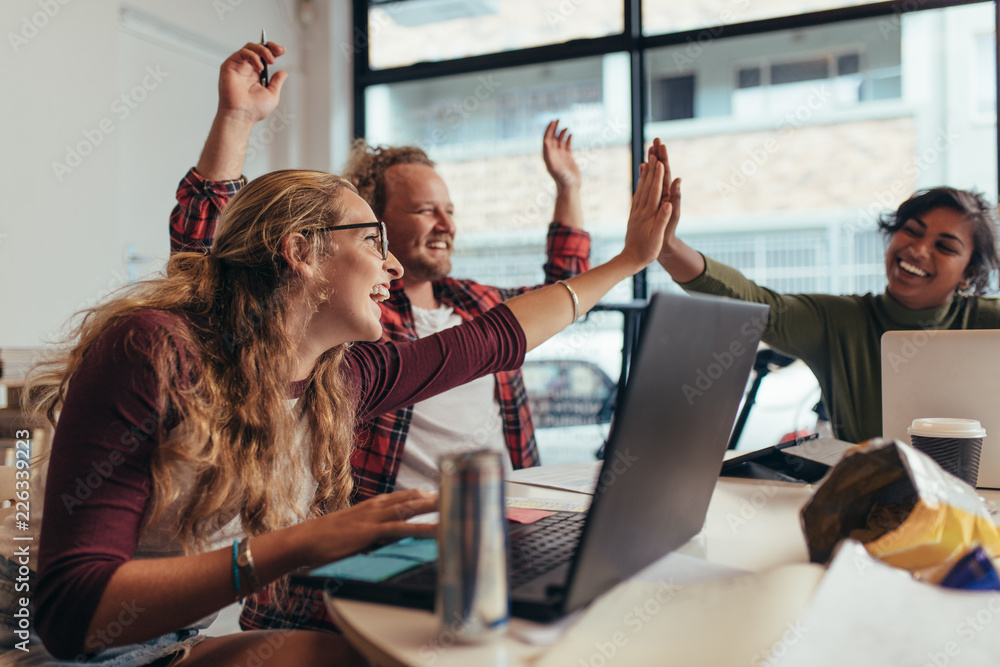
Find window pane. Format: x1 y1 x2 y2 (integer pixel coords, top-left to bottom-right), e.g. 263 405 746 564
365 56 633 463
977 33 997 118
367 0 625 70
738 67 762 89
644 5 997 304
770 58 830 85
644 0 878 36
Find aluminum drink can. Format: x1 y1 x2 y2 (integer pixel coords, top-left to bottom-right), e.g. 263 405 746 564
436 449 509 642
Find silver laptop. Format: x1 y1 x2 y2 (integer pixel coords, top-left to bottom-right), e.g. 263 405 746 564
881 329 1000 489
293 292 769 620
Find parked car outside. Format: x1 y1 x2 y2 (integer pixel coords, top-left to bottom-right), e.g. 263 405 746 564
522 328 823 464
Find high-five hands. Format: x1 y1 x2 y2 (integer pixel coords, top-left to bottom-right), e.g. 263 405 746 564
619 138 675 271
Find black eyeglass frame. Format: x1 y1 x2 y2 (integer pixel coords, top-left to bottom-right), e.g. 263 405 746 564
315 221 388 260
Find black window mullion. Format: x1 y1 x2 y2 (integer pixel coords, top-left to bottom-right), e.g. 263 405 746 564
352 0 369 140
628 0 647 302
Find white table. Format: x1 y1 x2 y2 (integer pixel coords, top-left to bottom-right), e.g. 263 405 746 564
325 472 818 667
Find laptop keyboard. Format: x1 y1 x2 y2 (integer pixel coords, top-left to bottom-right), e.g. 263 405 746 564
394 512 586 590
508 512 586 588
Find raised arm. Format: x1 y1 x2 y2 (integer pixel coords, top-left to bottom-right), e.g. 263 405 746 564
650 138 703 283
170 42 287 253
543 119 583 230
197 41 288 180
508 143 673 349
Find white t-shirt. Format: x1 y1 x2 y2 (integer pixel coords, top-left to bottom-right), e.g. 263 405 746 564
393 304 511 491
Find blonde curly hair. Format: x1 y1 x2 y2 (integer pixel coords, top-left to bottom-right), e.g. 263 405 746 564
30 170 361 551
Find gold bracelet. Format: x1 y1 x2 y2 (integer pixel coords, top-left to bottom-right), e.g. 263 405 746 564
236 537 263 594
556 280 580 323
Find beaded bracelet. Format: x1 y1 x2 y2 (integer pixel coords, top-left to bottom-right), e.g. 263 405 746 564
231 540 241 599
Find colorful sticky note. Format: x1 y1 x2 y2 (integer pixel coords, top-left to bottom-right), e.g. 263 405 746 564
310 554 422 582
373 537 438 563
506 507 557 524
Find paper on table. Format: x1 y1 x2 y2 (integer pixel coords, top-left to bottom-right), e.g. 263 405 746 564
505 496 590 513
775 540 1000 667
534 557 822 666
781 437 855 467
506 461 601 494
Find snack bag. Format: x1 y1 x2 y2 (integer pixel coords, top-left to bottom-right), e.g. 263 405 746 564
800 438 1000 579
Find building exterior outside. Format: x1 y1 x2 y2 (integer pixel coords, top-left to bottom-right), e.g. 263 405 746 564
360 1 997 457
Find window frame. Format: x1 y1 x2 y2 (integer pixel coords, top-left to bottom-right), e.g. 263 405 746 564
352 0 995 301
351 0 998 380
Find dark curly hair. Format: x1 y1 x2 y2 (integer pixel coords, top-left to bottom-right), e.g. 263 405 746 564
878 187 1000 295
341 139 435 219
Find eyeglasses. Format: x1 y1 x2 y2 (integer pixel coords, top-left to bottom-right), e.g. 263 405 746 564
315 221 388 260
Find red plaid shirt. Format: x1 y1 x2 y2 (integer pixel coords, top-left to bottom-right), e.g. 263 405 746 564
170 168 590 631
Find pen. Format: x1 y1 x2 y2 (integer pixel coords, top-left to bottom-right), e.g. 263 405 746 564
260 28 269 87
775 432 820 450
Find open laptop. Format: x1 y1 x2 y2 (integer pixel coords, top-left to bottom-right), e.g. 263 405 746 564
882 330 1000 490
293 292 769 621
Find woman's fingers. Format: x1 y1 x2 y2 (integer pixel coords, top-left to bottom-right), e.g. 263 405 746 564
372 489 438 522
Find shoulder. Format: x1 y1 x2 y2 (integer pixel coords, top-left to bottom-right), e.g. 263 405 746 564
959 294 1000 324
88 310 198 372
102 310 192 345
436 277 505 305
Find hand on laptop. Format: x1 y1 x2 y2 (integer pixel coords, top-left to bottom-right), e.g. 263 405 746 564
305 489 438 566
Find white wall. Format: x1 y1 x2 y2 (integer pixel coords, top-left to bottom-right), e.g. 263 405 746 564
0 0 353 347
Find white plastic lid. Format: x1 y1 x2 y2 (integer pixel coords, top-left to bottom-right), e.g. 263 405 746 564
907 417 987 438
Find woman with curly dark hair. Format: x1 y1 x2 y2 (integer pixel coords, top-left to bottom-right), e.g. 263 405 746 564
652 138 1000 445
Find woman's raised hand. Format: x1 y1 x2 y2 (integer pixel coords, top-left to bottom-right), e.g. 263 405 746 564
618 138 675 273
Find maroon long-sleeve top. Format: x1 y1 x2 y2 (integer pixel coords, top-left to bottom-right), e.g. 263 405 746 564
35 304 525 658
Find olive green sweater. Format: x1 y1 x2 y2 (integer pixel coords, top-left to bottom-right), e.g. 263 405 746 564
680 256 1000 444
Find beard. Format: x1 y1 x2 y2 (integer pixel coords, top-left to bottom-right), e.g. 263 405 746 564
402 252 452 283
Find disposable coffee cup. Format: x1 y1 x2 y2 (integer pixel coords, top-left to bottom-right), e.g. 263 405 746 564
907 418 986 486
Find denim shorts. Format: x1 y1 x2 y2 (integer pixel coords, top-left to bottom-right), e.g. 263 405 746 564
0 556 206 666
